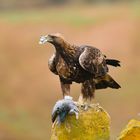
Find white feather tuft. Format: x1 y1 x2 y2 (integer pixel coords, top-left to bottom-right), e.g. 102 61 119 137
64 96 73 100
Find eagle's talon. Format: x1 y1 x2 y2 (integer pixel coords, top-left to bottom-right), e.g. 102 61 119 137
75 112 79 119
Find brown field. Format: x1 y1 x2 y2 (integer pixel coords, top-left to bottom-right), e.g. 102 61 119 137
0 3 140 140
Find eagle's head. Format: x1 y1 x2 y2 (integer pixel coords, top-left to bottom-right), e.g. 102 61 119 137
39 33 75 55
39 33 65 46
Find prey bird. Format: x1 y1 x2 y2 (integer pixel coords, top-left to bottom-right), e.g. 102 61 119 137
39 33 121 107
52 96 79 127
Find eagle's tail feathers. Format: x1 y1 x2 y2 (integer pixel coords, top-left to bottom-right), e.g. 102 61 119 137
106 74 121 89
95 74 121 89
106 59 121 67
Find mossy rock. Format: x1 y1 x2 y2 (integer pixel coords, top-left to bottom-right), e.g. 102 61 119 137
51 104 110 140
118 119 140 140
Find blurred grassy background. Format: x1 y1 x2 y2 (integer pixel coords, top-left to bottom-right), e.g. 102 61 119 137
0 0 140 139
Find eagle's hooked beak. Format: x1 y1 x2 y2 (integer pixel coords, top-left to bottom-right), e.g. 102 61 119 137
39 35 53 45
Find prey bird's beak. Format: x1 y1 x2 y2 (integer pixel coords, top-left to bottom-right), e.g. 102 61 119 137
39 35 48 45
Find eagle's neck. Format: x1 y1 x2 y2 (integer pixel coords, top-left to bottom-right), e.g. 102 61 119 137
53 41 76 60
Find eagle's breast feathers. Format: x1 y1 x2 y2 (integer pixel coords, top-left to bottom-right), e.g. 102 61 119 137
48 53 77 80
48 53 58 75
56 56 72 79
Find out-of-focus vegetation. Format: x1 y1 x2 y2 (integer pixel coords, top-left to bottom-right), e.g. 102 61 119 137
0 1 140 140
0 0 139 9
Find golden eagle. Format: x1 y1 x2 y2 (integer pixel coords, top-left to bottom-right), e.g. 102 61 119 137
39 33 121 105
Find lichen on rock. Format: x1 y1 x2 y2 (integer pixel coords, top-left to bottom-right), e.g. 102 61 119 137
117 119 140 140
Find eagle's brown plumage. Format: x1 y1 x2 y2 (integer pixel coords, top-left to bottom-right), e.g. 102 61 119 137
40 33 121 102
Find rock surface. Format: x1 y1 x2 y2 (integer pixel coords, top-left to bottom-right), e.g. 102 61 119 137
51 104 110 140
118 119 140 140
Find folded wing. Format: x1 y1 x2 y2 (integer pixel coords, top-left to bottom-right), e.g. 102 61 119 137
79 46 108 77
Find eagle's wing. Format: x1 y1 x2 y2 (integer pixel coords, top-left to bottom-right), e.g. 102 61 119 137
79 46 107 76
48 53 58 75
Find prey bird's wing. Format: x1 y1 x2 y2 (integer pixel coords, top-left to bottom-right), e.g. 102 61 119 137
52 100 62 123
52 109 58 123
79 46 106 75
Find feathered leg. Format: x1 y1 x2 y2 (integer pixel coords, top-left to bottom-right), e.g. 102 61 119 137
60 81 70 97
78 79 95 109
